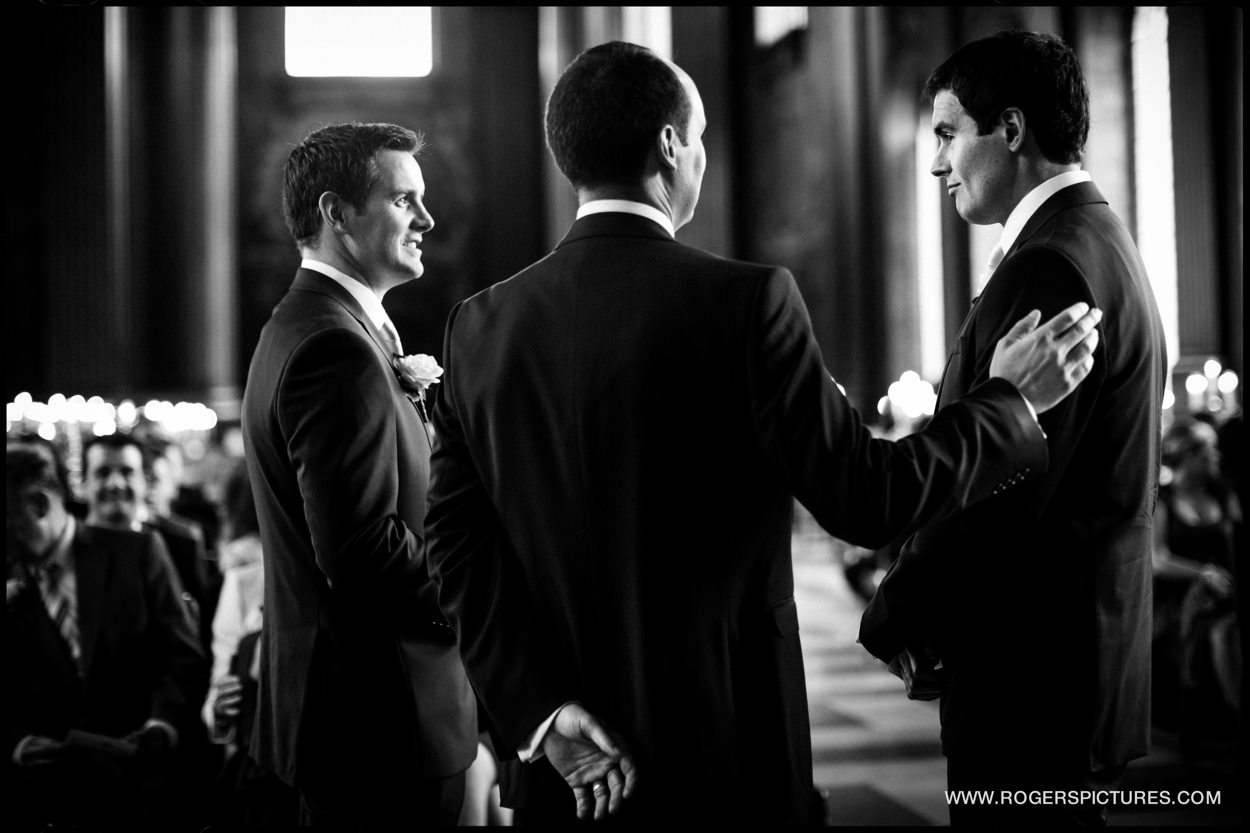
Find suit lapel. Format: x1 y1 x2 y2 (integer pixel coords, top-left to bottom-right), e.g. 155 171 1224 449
290 269 396 363
291 269 432 447
1005 181 1107 260
73 524 112 677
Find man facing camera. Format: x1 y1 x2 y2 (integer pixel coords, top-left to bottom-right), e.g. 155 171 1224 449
860 31 1167 826
5 439 206 825
426 40 1102 825
241 122 477 826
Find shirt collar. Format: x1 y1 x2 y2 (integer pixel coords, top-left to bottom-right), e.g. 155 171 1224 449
576 200 675 238
300 258 392 332
998 170 1091 255
46 514 76 571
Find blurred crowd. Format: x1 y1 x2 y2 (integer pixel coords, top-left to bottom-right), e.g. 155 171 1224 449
5 404 1244 827
6 418 514 829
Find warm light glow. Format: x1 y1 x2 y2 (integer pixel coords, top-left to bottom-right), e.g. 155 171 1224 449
1184 373 1208 396
117 400 139 427
1162 388 1175 410
1132 8 1180 378
285 7 433 77
1218 371 1239 395
915 112 946 383
37 423 57 441
1203 359 1222 378
93 420 118 437
15 392 32 407
754 7 808 48
622 7 672 61
887 371 937 420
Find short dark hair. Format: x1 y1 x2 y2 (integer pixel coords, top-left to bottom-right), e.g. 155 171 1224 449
7 439 70 499
82 431 148 475
923 30 1088 164
282 122 424 248
545 41 692 188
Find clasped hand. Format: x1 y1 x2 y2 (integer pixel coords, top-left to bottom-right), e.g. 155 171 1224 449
541 702 640 821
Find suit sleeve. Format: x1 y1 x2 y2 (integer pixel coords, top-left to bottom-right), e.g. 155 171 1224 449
141 530 210 736
747 267 1048 550
426 302 570 758
970 246 1103 486
858 247 1101 661
277 327 431 604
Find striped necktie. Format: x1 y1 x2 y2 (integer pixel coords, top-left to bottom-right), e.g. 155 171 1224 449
380 319 404 357
981 245 1005 286
38 560 82 670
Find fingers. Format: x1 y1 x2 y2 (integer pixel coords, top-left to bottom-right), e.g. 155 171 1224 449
593 778 610 821
620 753 639 799
1033 301 1091 339
573 784 593 821
606 767 625 815
1001 308 1042 344
1033 301 1100 349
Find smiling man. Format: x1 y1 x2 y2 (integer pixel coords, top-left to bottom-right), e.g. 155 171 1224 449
860 31 1167 826
240 122 477 826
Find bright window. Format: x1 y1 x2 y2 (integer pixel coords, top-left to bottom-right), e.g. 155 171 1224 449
1131 6 1179 375
285 7 433 77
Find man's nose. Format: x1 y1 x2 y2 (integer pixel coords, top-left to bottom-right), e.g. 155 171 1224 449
412 203 434 233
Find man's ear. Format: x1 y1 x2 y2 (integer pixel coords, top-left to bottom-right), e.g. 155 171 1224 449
318 191 350 232
1001 107 1026 152
655 124 680 173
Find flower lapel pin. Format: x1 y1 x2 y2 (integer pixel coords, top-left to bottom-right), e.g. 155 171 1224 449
392 353 443 421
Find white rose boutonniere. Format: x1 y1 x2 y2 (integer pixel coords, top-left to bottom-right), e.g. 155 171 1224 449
392 354 442 424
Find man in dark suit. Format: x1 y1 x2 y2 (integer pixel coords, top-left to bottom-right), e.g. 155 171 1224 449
860 31 1167 825
241 122 478 826
82 433 213 649
5 439 206 826
425 41 1103 825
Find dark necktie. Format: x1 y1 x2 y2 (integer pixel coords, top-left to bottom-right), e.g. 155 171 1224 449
38 560 81 671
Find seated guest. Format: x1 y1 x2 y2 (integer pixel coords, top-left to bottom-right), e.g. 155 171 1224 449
1152 418 1241 741
5 439 206 825
202 461 297 826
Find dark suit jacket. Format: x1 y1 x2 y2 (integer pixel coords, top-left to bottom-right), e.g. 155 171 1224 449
241 269 477 791
145 514 214 658
860 181 1167 773
3 522 206 758
426 213 1048 824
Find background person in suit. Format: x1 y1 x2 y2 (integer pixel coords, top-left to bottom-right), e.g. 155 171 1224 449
425 40 1102 826
860 30 1168 826
5 438 207 826
240 122 478 826
83 432 214 652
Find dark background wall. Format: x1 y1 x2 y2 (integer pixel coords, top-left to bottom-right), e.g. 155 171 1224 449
6 5 1243 421
235 6 546 372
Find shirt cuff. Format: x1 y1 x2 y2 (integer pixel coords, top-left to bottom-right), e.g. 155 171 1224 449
1014 387 1045 438
517 701 579 763
145 719 179 750
12 735 36 765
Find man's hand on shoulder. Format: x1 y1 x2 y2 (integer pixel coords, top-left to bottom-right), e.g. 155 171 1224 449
990 301 1102 414
541 702 640 821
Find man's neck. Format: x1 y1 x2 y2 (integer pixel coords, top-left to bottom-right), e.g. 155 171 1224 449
300 247 388 301
578 184 676 228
